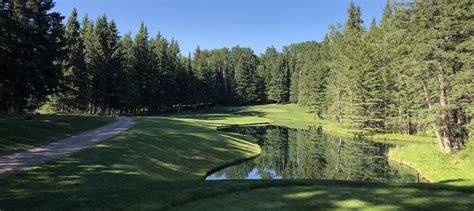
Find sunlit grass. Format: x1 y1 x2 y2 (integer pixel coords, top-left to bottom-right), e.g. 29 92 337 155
0 104 472 209
389 141 474 186
170 181 473 210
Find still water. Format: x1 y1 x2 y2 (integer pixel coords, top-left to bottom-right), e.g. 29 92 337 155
206 125 423 183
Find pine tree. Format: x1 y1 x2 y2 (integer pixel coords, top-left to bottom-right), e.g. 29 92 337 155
407 0 472 152
359 18 385 129
192 47 211 105
150 33 169 112
286 42 319 104
59 8 87 112
326 25 347 124
0 0 64 112
262 46 289 103
80 15 96 113
166 38 181 109
208 48 232 105
231 46 260 104
105 20 124 114
132 23 152 114
118 32 135 114
343 1 367 128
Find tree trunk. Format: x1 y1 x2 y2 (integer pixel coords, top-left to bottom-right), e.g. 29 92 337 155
420 76 445 150
336 87 343 124
437 64 451 153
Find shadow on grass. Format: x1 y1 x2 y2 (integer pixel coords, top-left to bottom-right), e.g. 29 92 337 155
168 107 266 120
0 117 261 209
0 115 113 156
436 179 469 184
167 180 474 210
0 116 472 210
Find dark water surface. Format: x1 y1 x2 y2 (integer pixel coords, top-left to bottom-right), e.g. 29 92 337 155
206 125 423 183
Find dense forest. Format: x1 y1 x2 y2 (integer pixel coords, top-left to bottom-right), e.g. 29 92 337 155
0 0 472 153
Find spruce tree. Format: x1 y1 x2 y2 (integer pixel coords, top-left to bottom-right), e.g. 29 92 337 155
262 47 289 103
80 15 96 113
60 8 87 112
118 32 135 114
408 0 472 152
132 23 152 113
192 47 211 105
231 46 260 104
0 0 64 112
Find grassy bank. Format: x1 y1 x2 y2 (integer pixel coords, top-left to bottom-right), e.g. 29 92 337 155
389 142 474 186
0 104 472 209
0 114 114 156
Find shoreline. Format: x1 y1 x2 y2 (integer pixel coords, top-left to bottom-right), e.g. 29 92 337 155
388 157 431 183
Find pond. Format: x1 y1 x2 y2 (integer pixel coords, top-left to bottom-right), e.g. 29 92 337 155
205 125 424 183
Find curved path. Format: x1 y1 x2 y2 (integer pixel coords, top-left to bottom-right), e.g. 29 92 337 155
0 117 136 175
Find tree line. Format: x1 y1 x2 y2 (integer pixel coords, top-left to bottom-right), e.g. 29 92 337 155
0 0 472 152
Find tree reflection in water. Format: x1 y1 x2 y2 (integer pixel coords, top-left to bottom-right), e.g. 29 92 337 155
206 125 422 183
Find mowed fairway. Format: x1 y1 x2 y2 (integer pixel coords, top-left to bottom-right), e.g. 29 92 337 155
0 105 473 210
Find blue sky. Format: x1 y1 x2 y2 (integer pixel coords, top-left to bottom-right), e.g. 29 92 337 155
54 0 386 55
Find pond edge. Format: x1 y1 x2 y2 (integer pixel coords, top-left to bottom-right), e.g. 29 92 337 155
203 153 262 180
389 158 431 183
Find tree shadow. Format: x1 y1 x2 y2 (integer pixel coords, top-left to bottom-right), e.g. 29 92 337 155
168 107 266 121
168 180 474 210
436 179 468 184
0 117 261 209
0 116 472 210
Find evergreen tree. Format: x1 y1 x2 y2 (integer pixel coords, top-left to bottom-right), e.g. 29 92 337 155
3 3 471 153
262 47 289 103
80 15 96 113
118 32 135 113
231 46 261 104
208 48 232 105
192 47 211 105
59 8 87 112
150 33 170 112
0 0 64 112
343 1 367 128
407 0 472 152
105 20 124 114
132 23 152 114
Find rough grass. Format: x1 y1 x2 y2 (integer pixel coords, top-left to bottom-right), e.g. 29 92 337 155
0 114 114 156
389 141 474 186
0 104 472 209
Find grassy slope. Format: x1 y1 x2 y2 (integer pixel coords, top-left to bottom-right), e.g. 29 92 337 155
0 104 472 209
0 114 114 156
0 116 262 209
389 142 474 186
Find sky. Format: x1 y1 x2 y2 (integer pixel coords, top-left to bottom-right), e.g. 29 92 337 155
53 0 386 55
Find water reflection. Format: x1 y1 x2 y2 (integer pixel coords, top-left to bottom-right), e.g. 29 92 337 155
206 125 422 183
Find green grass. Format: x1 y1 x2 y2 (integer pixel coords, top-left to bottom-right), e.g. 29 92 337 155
212 104 435 143
0 115 262 209
171 181 474 210
0 104 472 209
0 114 114 156
389 141 474 186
